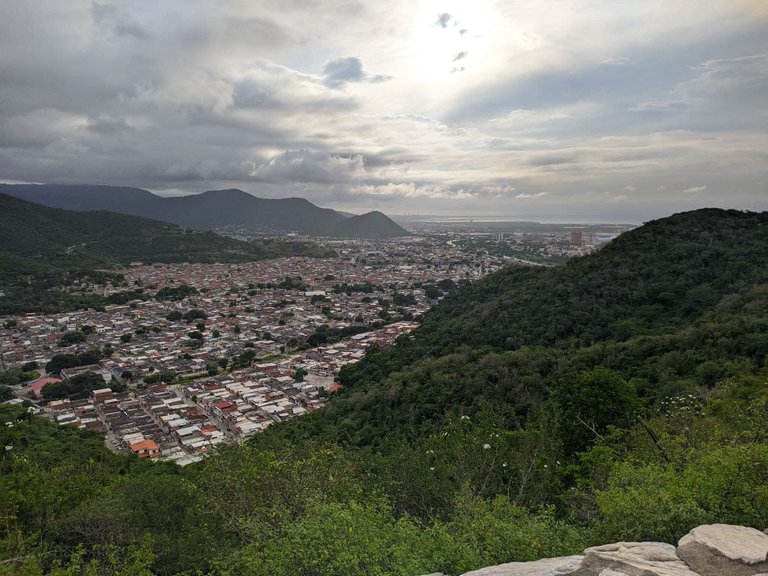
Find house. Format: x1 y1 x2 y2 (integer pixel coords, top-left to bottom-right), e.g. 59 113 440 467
92 388 114 403
129 439 161 459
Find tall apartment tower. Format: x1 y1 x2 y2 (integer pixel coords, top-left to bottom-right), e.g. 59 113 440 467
570 231 583 246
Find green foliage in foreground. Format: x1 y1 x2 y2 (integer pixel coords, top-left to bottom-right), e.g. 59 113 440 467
2 364 767 576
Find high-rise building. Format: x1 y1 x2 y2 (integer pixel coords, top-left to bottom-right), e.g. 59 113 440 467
570 231 583 246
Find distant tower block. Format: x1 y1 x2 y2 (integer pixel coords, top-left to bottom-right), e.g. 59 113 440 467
570 231 583 246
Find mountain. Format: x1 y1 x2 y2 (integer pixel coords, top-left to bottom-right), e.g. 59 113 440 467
0 193 334 314
329 210 411 239
0 184 409 238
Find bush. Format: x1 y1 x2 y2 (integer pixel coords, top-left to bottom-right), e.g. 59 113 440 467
596 444 768 542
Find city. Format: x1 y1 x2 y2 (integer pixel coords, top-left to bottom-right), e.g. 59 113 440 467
1 228 612 464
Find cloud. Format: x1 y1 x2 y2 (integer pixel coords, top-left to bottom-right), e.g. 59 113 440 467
91 2 151 39
630 54 768 128
0 2 766 219
250 150 366 183
435 13 452 28
629 101 688 113
680 185 708 194
87 115 134 135
601 57 630 66
322 57 391 88
233 61 357 112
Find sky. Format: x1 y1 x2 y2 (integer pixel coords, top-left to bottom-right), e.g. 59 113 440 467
1 1 767 222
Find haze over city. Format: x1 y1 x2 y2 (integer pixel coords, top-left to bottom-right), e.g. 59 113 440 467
1 0 767 221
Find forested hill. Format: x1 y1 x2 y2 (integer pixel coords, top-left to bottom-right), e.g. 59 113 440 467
0 193 334 314
0 193 333 265
288 208 768 444
424 209 766 346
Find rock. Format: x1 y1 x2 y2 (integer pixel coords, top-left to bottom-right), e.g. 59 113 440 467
582 542 699 576
677 524 768 576
460 555 587 576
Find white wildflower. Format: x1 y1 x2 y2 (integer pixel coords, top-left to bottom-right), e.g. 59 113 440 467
483 443 491 450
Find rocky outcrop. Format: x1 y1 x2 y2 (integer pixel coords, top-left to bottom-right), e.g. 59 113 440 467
676 524 768 576
430 524 768 576
580 542 698 576
460 555 586 576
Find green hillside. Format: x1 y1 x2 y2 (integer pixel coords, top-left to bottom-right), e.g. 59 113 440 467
0 193 334 314
297 208 768 444
2 208 768 575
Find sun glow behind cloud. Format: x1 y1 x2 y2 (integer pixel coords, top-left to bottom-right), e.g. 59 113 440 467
409 0 500 81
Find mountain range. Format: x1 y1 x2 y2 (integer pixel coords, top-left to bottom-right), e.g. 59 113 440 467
0 184 409 239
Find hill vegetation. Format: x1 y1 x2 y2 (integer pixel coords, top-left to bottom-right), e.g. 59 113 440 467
1 208 768 575
0 193 334 314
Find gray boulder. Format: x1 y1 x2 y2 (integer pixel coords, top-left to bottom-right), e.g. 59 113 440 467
460 555 587 576
581 541 699 576
677 524 768 576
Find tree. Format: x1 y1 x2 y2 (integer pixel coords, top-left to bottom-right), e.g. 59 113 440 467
0 385 14 402
556 367 638 454
294 368 308 382
183 309 207 322
45 354 81 375
424 285 442 300
42 371 107 401
58 331 86 347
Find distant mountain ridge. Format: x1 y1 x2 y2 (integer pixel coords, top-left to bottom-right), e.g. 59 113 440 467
332 211 410 239
0 184 409 239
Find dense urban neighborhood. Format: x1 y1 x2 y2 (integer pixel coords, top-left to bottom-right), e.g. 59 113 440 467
1 230 609 463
